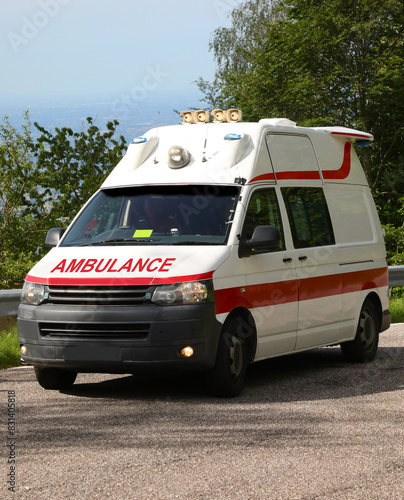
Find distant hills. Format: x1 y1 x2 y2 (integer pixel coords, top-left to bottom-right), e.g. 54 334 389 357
0 88 204 144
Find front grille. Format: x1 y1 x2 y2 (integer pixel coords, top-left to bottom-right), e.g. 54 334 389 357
46 285 155 306
39 322 150 340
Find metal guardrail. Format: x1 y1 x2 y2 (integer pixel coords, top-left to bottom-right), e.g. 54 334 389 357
388 265 404 288
0 289 22 318
0 266 404 319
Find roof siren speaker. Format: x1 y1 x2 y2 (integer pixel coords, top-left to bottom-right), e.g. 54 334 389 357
212 109 226 122
226 109 242 122
180 110 194 124
192 110 210 123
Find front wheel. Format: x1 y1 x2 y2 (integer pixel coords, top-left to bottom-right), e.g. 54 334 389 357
204 317 248 397
34 367 77 390
341 298 379 362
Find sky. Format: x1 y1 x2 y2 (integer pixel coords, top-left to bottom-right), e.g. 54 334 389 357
0 0 243 111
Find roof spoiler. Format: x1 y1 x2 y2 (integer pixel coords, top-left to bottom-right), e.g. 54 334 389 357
316 126 373 146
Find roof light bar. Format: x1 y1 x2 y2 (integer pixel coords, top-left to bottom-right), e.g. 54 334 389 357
179 109 243 124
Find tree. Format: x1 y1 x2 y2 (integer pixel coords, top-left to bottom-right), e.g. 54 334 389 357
0 112 48 286
198 0 404 224
35 117 127 224
196 0 281 108
0 114 127 286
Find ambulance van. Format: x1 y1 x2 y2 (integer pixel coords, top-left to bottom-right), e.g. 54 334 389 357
17 110 391 397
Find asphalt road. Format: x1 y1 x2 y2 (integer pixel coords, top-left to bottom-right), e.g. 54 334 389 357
2 324 404 499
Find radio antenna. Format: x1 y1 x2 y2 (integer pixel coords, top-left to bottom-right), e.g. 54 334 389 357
154 111 160 164
202 117 209 163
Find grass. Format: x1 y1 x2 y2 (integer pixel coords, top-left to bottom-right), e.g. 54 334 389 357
1 297 403 369
389 296 404 323
0 326 21 369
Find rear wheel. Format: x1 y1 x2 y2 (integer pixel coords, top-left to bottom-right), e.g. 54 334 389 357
341 298 379 362
34 367 77 390
205 317 248 397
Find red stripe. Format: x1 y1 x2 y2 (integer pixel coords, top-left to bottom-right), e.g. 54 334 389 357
153 272 213 284
322 142 351 180
248 280 298 308
249 170 320 183
215 280 299 315
277 170 321 180
249 141 351 183
214 287 250 314
342 268 388 293
299 273 341 301
26 267 388 311
299 267 387 301
25 271 214 286
25 275 48 285
330 131 371 139
248 173 275 183
215 267 388 315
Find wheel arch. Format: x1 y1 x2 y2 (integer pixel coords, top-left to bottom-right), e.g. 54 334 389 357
362 291 383 332
221 307 257 364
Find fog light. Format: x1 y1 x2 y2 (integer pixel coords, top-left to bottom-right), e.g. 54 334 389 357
180 346 194 358
20 345 27 356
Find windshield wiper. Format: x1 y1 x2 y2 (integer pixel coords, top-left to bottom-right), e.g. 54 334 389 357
79 238 155 246
169 241 221 246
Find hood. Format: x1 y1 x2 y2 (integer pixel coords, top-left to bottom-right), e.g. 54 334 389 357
25 245 232 286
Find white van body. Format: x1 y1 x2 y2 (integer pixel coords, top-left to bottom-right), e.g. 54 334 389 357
18 116 391 396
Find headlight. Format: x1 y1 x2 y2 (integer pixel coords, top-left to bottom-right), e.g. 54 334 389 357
21 282 46 305
152 281 210 306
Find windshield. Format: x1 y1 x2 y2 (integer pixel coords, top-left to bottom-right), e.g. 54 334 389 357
60 185 240 247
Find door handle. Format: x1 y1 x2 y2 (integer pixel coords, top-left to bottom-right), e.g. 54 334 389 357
283 257 293 263
299 256 308 261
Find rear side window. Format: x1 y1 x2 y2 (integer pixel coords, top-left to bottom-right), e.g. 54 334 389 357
282 187 335 248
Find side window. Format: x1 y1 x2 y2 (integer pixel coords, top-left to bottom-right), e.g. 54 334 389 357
242 189 285 252
282 187 335 248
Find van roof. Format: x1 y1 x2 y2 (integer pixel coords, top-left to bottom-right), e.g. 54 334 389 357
102 119 372 189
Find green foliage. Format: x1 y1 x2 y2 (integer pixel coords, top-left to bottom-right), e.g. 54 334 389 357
35 117 127 223
199 0 404 244
197 0 282 110
0 251 39 287
383 224 404 265
389 295 404 323
0 327 20 369
0 113 127 286
0 112 51 286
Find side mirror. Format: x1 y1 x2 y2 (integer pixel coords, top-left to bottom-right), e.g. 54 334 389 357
238 225 280 258
45 228 65 248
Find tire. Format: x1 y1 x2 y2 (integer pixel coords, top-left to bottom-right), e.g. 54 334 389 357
341 298 379 362
34 367 77 390
205 317 248 397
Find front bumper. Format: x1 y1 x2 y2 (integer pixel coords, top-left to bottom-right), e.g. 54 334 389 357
17 302 221 372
